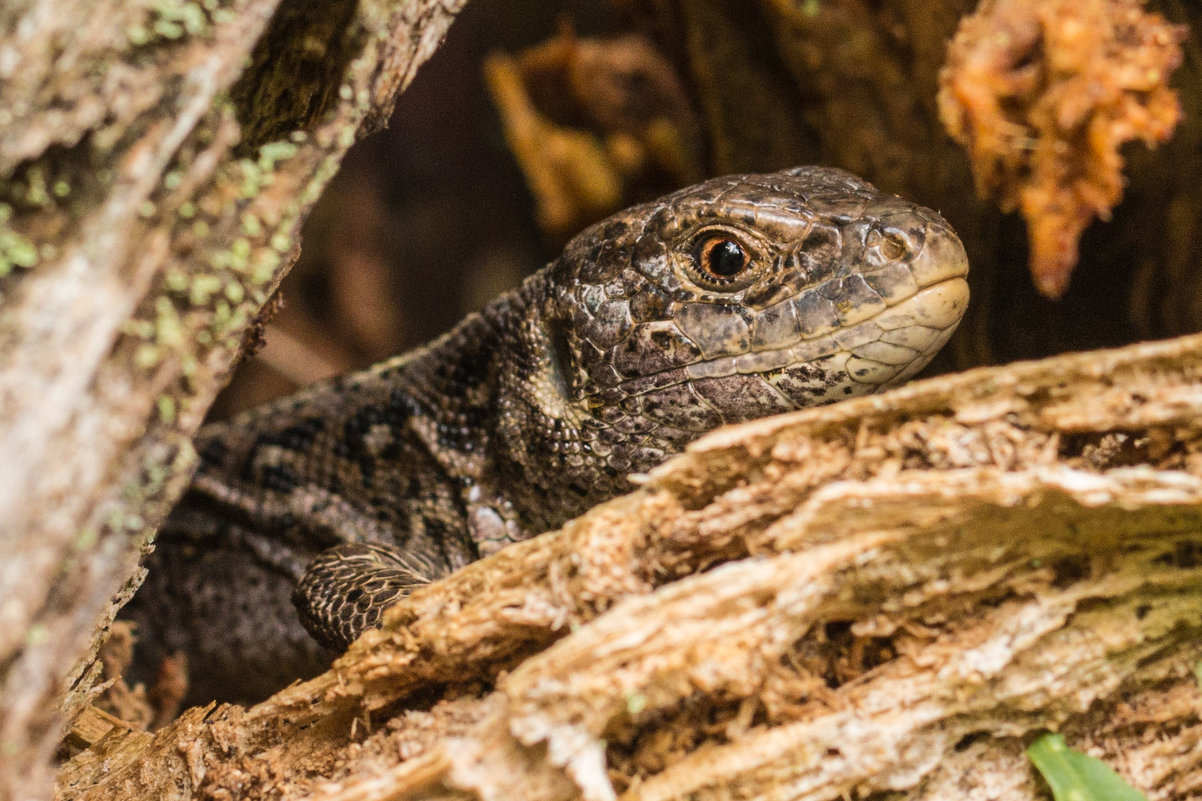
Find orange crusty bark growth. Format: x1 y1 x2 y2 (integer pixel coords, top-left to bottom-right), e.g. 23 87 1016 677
938 0 1185 298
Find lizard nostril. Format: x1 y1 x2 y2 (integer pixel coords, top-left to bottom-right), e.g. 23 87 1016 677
869 224 917 262
880 232 908 261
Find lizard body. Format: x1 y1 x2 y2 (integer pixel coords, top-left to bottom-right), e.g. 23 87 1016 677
124 167 968 701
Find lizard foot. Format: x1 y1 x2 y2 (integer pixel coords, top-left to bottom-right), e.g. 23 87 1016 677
292 542 435 650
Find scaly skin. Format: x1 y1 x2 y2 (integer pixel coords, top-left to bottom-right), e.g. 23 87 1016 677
123 167 969 701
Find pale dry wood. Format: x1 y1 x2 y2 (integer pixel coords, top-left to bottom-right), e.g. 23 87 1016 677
59 332 1202 801
0 2 468 799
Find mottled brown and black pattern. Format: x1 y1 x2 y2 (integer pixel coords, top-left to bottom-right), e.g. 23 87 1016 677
123 167 969 701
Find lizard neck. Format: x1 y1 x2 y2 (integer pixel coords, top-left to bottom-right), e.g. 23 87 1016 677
486 274 672 534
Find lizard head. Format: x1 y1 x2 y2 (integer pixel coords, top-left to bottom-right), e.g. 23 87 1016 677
541 166 969 444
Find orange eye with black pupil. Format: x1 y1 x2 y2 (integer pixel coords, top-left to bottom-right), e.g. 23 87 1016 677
696 237 747 279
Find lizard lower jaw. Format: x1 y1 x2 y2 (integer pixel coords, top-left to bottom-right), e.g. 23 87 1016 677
844 275 969 388
682 275 969 387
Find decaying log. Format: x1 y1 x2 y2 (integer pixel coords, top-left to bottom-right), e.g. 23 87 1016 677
0 3 467 799
59 332 1202 800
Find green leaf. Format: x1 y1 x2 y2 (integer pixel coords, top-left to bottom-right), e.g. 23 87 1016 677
1027 733 1148 801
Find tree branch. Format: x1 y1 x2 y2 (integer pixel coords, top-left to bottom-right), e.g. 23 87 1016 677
0 2 467 799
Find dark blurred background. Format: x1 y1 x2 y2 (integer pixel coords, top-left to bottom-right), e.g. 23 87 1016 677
215 2 607 414
214 0 1202 418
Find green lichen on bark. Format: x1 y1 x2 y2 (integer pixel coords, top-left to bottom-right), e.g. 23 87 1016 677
0 204 38 277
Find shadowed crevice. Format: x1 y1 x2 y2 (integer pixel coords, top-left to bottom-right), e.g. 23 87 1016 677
230 0 364 152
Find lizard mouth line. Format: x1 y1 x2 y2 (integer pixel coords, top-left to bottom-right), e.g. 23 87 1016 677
603 276 970 399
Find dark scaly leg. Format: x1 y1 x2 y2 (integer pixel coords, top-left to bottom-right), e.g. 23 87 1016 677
292 542 444 650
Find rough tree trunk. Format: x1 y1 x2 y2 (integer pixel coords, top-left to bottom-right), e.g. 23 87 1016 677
0 2 467 799
57 333 1202 800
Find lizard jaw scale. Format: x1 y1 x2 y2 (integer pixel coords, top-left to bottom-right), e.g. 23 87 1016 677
679 276 969 386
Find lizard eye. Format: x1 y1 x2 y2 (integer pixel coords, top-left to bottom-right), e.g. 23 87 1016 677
690 233 756 288
698 237 747 278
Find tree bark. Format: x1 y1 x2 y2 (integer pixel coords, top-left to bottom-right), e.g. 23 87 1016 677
0 2 467 799
58 332 1202 800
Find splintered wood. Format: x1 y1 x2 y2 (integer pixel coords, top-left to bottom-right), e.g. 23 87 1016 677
60 334 1202 801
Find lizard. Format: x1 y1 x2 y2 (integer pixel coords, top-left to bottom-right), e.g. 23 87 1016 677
122 166 969 702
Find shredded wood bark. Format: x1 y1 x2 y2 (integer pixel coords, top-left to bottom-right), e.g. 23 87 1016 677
59 332 1202 801
938 0 1185 298
484 29 703 244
